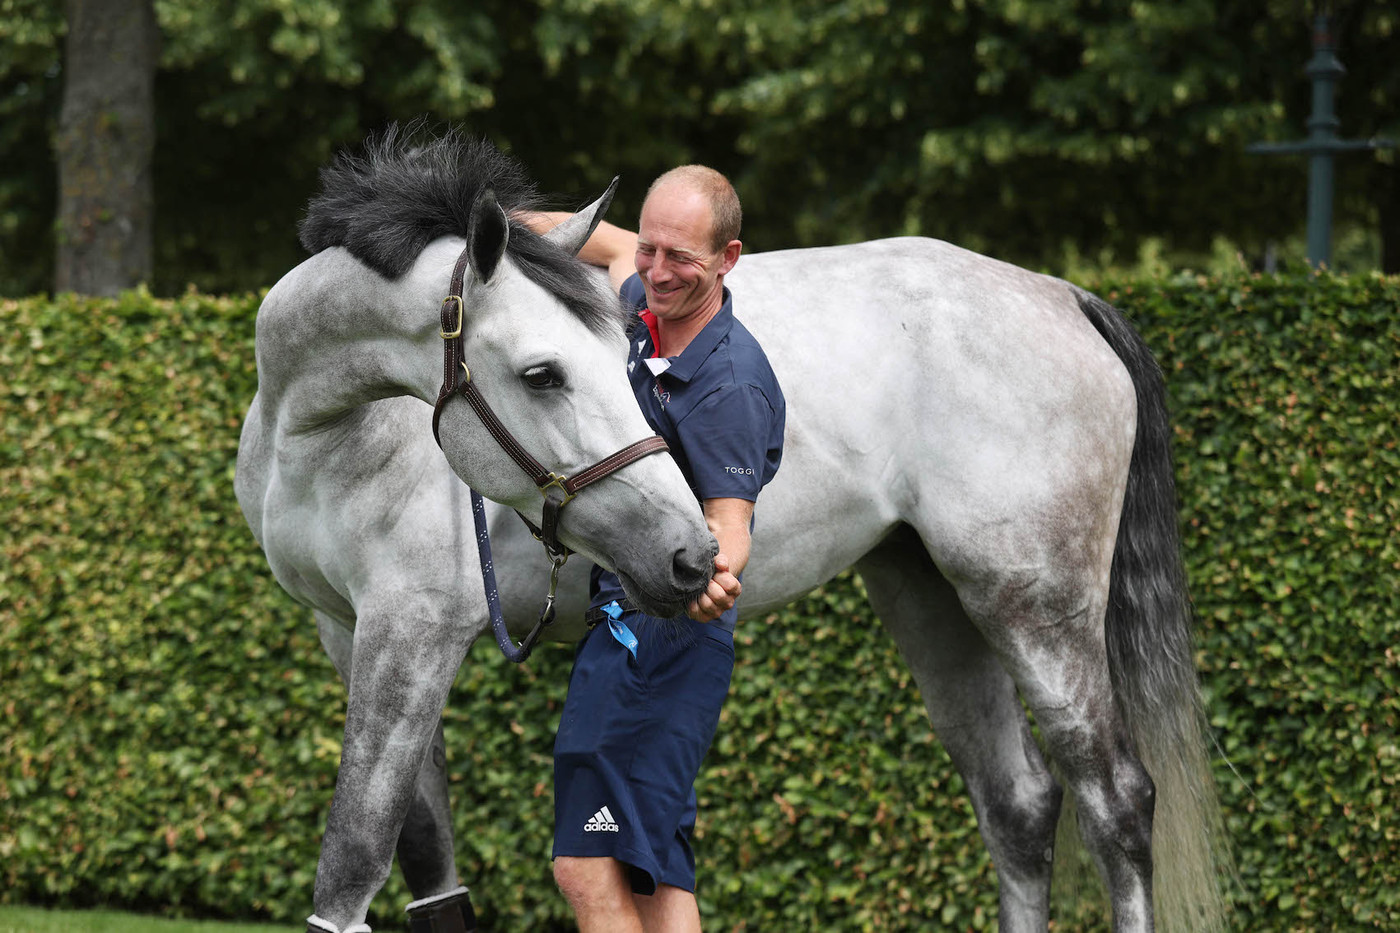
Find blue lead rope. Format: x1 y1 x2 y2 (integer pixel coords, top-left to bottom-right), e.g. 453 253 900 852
602 601 638 659
473 486 636 664
471 489 526 661
475 488 567 663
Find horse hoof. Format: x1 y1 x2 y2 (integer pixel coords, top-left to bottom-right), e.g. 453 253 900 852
406 885 476 933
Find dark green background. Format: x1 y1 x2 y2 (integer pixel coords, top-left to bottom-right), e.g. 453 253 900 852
4 0 1399 295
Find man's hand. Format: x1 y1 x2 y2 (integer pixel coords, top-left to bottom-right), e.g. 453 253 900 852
688 498 753 624
688 553 742 623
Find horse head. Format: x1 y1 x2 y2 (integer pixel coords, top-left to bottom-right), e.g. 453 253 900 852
290 127 715 617
433 182 717 618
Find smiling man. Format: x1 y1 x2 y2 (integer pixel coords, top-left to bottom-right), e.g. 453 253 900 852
522 166 785 932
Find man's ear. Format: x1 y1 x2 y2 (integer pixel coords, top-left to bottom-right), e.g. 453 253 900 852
718 239 742 276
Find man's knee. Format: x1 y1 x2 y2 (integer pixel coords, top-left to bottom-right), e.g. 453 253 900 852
553 856 626 908
552 855 587 900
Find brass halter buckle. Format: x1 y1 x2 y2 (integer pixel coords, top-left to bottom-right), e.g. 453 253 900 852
440 296 464 338
538 473 578 507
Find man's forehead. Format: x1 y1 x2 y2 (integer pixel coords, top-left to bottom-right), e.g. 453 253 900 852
640 184 713 247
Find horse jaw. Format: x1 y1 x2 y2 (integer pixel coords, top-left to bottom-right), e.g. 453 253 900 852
562 481 718 619
433 404 716 619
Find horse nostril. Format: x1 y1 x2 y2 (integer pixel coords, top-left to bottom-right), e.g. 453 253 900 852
673 547 707 585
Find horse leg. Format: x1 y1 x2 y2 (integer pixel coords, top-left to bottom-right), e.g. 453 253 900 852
952 552 1157 932
395 720 458 897
319 613 461 898
856 530 1062 933
311 606 471 931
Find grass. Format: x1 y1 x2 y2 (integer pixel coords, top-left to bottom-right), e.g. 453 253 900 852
0 906 283 933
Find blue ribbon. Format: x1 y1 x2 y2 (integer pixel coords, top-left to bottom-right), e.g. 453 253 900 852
602 601 638 659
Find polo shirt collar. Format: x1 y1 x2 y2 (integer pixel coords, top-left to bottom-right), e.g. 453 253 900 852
639 287 734 383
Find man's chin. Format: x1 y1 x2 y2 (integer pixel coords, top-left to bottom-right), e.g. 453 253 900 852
645 290 684 313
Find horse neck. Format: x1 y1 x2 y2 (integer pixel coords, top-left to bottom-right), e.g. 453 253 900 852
255 248 446 434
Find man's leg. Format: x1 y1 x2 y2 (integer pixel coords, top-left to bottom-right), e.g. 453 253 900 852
554 856 643 933
634 884 701 933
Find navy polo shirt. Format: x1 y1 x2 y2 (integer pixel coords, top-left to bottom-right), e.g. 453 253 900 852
590 274 785 631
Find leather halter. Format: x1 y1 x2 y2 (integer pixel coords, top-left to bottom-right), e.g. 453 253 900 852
430 243 670 561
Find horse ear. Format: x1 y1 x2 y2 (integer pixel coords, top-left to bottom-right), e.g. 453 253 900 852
543 177 620 256
469 188 509 283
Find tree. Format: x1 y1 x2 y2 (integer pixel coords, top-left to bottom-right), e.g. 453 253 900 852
1 0 1395 295
55 0 158 295
1327 2 1399 273
662 0 1318 266
556 0 1397 272
147 0 510 293
0 0 63 295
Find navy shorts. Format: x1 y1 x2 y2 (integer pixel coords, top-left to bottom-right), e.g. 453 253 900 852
552 613 735 894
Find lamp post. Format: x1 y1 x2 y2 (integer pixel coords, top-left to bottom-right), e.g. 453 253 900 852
1247 10 1396 268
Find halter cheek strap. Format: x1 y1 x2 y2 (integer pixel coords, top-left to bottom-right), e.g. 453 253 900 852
430 245 669 557
429 240 670 660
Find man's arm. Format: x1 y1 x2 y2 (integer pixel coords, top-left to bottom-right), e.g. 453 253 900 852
516 211 639 293
688 497 754 623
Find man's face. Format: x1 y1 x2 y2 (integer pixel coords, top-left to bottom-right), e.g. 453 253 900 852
634 182 736 325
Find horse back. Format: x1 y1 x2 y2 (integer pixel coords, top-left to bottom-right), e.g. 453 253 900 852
726 238 1137 605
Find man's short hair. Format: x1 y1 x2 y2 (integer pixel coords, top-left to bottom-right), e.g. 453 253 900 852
646 165 741 254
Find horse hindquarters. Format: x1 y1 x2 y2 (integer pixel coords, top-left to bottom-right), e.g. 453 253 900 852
918 287 1227 932
889 289 1162 928
1072 289 1229 933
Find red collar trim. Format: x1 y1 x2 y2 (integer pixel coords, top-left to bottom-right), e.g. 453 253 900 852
639 309 663 359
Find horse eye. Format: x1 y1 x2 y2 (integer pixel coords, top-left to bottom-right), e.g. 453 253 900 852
523 366 563 390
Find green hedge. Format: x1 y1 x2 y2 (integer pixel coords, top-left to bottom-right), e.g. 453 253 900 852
1 273 1396 931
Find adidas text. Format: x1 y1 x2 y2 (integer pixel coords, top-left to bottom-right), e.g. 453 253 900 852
584 806 620 833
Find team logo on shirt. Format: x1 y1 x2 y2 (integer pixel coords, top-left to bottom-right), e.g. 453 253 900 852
652 381 670 406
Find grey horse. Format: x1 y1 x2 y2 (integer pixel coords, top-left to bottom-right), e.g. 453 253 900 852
236 131 717 932
236 130 1227 932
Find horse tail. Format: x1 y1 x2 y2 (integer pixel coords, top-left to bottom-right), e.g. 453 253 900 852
1070 285 1231 932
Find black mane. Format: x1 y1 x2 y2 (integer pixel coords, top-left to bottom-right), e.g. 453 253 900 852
299 124 626 333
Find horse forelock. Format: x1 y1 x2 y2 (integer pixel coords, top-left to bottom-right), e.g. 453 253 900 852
299 122 629 337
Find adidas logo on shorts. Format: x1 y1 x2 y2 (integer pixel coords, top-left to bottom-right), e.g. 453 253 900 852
584 806 620 833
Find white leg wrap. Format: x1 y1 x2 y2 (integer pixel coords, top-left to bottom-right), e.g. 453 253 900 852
307 915 372 933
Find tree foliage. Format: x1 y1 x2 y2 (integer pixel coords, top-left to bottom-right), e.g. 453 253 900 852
0 0 64 295
1 2 1396 287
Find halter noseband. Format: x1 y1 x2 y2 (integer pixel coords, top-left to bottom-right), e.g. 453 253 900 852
430 243 669 565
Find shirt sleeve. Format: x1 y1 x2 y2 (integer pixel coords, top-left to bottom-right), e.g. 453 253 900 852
674 383 782 502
